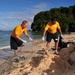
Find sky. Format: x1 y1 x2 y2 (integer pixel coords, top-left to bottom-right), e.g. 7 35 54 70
0 0 75 30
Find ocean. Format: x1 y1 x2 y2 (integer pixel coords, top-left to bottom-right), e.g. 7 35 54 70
0 30 42 49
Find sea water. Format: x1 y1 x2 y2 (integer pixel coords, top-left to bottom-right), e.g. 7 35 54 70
0 30 42 49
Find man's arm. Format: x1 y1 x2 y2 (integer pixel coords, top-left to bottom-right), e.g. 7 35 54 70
15 35 23 41
57 22 62 34
58 28 62 34
43 30 46 37
24 32 30 38
43 24 49 36
42 30 46 41
24 32 33 41
58 28 63 38
15 34 27 43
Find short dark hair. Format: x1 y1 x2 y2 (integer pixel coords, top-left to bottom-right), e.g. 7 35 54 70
22 20 28 24
51 17 56 22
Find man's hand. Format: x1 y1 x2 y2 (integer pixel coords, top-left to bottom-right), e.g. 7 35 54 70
60 34 63 38
22 40 27 43
42 36 45 41
29 37 33 41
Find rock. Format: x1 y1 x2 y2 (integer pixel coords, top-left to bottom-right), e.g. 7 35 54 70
69 51 75 64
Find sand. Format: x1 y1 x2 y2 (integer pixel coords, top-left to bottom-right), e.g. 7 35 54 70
0 33 75 75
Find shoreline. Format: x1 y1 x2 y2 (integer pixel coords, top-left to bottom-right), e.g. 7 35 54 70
0 46 10 50
0 32 74 50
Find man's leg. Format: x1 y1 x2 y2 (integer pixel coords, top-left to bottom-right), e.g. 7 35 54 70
13 50 19 62
44 42 50 55
53 33 59 55
46 42 50 50
55 41 59 54
16 38 25 58
55 41 58 50
19 45 25 59
20 45 24 53
45 32 52 55
10 36 19 56
14 50 19 56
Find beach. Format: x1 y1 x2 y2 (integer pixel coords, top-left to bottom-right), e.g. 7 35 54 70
0 33 75 75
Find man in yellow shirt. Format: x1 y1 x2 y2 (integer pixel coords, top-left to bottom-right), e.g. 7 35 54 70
42 17 63 55
10 20 33 61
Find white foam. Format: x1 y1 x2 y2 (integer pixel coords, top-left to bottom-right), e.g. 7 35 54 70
0 45 10 50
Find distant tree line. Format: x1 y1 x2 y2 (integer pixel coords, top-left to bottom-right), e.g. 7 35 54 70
31 5 75 32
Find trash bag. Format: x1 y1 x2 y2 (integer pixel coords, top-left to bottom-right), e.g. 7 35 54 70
58 35 67 48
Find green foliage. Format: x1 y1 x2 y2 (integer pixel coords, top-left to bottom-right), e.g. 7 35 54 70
31 5 75 32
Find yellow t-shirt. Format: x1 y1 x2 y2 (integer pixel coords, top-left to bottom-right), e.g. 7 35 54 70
45 21 60 34
11 25 27 38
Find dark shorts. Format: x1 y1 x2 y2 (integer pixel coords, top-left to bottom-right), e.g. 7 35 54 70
46 32 58 42
10 36 23 50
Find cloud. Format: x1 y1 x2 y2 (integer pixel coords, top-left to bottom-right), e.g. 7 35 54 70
34 3 47 9
0 2 47 30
